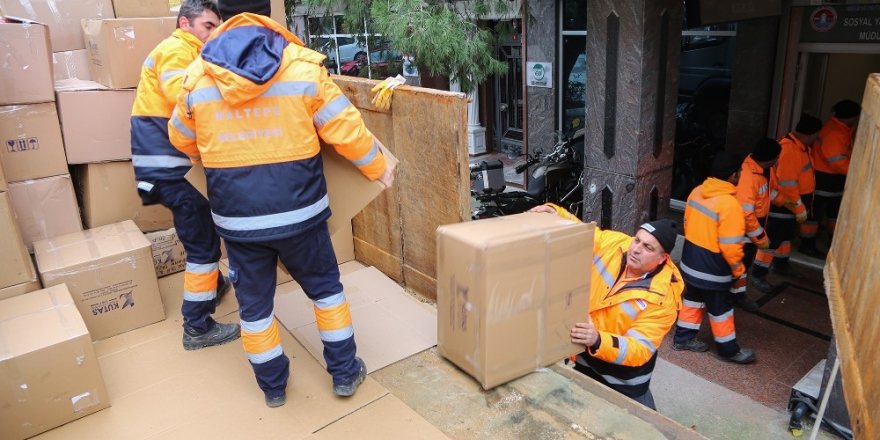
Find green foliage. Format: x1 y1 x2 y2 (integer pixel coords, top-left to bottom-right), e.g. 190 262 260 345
288 0 517 91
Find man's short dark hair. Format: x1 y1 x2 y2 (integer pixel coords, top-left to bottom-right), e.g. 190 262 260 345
178 0 220 28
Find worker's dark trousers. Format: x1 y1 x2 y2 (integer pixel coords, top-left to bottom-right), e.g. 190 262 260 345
225 222 360 397
674 285 741 358
813 171 845 237
754 205 797 278
154 179 222 334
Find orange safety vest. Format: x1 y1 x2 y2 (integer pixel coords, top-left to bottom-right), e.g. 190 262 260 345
812 117 851 175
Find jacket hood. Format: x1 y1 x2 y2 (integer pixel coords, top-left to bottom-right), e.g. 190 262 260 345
699 177 736 198
199 13 321 104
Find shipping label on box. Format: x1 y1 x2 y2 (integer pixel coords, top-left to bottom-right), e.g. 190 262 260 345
0 284 109 440
112 0 172 17
76 161 173 231
0 0 114 52
82 17 176 89
145 228 185 277
0 103 68 182
0 19 54 105
0 192 35 288
8 174 82 252
436 212 594 389
52 49 92 81
55 80 135 163
33 220 164 340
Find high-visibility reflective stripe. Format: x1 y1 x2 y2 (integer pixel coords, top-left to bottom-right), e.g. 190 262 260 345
601 372 652 386
769 212 795 219
626 329 657 353
314 292 345 309
261 81 316 98
247 345 283 364
315 302 352 331
320 327 354 342
714 333 737 343
747 226 765 238
184 271 217 294
314 95 352 128
680 262 732 283
801 163 813 172
593 256 615 288
137 181 154 192
160 69 185 82
719 236 743 244
242 318 281 358
687 200 719 222
212 194 329 231
682 299 705 309
132 154 193 168
183 289 216 302
758 183 768 194
770 189 779 199
708 310 734 324
741 203 755 212
613 338 629 364
186 262 219 274
677 320 701 330
827 154 847 163
352 139 380 166
778 180 798 187
189 86 223 106
619 302 639 320
730 285 746 294
814 190 844 197
241 315 274 333
144 56 155 69
170 110 195 139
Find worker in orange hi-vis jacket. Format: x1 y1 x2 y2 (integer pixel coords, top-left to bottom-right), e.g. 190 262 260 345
732 138 781 312
168 0 395 409
806 100 861 258
673 151 756 365
751 115 822 293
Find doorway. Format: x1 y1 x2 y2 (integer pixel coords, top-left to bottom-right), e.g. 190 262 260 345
793 47 880 124
494 41 524 159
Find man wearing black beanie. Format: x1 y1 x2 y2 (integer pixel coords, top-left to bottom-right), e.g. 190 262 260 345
217 0 271 20
735 138 781 307
753 114 821 285
808 99 861 258
529 203 684 410
673 151 756 364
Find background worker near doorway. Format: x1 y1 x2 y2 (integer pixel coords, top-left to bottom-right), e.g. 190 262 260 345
733 138 782 309
130 0 240 351
751 115 822 292
673 151 756 364
807 99 860 258
169 0 395 408
530 204 684 411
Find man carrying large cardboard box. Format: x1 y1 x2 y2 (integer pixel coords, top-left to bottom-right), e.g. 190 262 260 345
130 1 239 351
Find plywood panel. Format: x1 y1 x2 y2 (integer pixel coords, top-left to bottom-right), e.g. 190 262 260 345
824 73 880 438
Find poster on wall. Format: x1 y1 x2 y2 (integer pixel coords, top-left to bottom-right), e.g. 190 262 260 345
526 62 552 88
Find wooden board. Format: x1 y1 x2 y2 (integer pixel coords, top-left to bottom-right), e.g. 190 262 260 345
824 73 880 438
333 76 469 300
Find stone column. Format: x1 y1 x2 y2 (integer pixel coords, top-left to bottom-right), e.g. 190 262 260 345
525 0 557 156
583 0 683 232
450 80 487 155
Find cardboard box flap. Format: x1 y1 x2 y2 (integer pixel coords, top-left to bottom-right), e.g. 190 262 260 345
33 220 150 273
0 284 87 359
437 212 586 246
53 78 108 92
186 142 398 235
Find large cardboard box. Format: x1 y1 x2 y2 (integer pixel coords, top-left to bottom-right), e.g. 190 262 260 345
52 49 92 81
145 228 185 277
8 174 82 252
82 17 176 89
76 161 173 232
436 212 594 389
0 18 54 105
55 80 135 163
0 0 114 52
112 0 171 17
0 277 40 301
34 220 164 340
0 284 109 440
0 103 68 182
0 192 35 288
0 154 6 191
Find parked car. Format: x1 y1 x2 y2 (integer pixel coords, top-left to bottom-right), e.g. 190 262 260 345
340 48 403 78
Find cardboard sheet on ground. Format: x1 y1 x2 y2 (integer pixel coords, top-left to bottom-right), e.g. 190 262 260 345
307 394 449 440
185 144 398 235
274 266 438 373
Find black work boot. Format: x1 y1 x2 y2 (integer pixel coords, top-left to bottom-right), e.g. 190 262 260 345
718 348 756 364
749 276 775 294
333 357 367 397
672 338 709 352
182 321 241 351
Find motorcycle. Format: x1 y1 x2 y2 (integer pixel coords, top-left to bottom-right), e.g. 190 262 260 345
470 129 585 219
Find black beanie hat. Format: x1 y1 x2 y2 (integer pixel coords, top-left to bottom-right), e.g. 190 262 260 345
217 0 271 20
751 138 781 162
639 219 677 254
832 99 861 119
795 114 823 135
710 151 742 179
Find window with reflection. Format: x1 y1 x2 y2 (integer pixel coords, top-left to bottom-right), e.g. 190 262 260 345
306 15 399 79
559 0 587 135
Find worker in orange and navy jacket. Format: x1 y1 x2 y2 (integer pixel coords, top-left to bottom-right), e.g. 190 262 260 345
807 99 860 258
673 151 756 364
530 204 684 411
130 1 240 351
733 138 782 307
168 1 395 408
752 114 822 287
